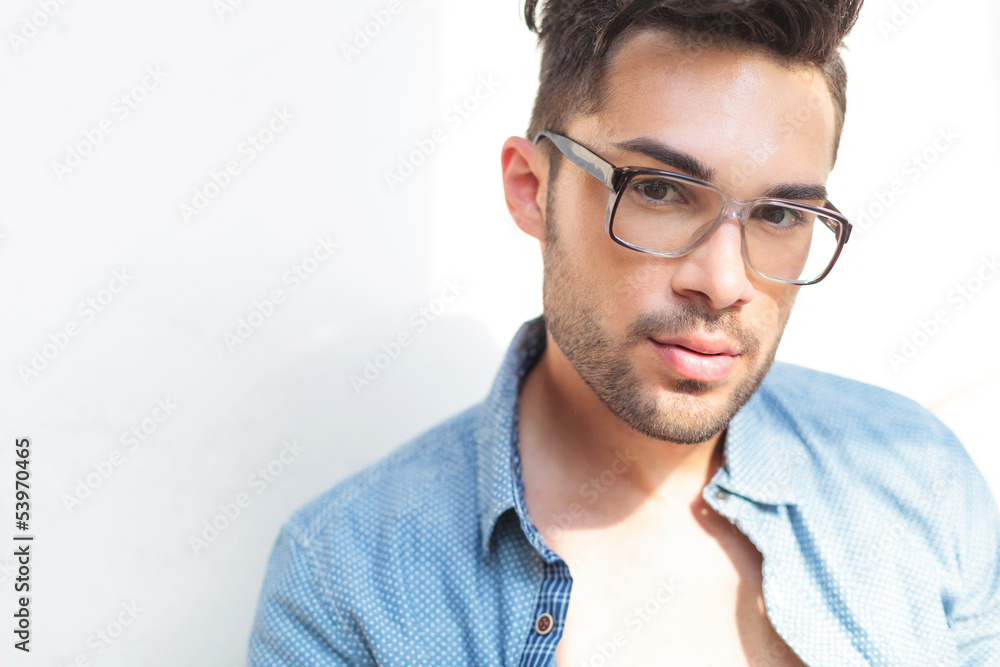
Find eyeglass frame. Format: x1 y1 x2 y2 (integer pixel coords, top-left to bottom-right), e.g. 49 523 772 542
532 130 852 286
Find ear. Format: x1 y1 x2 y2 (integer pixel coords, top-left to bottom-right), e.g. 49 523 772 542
501 136 548 244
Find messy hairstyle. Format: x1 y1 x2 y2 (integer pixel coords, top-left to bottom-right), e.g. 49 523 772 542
524 0 864 168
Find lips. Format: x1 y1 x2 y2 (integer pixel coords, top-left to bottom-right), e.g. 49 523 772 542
650 335 739 357
648 335 740 383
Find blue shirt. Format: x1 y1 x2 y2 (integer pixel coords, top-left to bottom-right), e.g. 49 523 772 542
248 315 1000 666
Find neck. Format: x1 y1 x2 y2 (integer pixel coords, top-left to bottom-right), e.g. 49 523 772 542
518 330 724 522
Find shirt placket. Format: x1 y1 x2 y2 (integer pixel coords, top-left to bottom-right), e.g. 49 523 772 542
517 558 572 667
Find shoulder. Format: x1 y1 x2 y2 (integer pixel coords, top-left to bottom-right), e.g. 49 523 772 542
755 362 998 546
249 403 488 657
752 362 978 518
285 403 482 546
757 360 958 454
753 366 1000 651
760 361 931 422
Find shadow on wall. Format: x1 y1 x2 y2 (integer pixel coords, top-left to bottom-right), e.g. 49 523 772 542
248 313 505 500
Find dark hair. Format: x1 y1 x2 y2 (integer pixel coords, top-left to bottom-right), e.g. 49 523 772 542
524 0 864 169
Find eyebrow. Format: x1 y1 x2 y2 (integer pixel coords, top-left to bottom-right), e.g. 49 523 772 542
612 137 829 203
614 137 716 183
760 183 829 202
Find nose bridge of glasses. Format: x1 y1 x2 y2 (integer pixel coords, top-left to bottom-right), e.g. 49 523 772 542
675 190 755 266
684 194 747 257
709 181 761 222
713 193 754 230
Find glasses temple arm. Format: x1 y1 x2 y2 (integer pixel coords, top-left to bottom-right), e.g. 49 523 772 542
533 131 618 190
822 200 852 244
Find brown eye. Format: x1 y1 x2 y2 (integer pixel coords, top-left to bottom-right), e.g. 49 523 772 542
756 205 802 226
634 178 682 203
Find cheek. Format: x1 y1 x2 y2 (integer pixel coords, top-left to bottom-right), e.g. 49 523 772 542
747 285 797 340
606 255 678 323
552 173 608 250
553 181 634 293
617 257 664 299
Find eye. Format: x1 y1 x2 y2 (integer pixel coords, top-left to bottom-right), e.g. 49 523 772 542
633 178 683 203
755 205 805 226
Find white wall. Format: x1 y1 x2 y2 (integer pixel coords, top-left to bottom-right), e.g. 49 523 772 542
1 0 996 665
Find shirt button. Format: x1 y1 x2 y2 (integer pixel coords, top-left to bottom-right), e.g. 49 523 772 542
535 612 554 636
714 489 730 501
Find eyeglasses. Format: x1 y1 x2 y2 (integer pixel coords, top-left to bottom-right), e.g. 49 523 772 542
533 130 852 285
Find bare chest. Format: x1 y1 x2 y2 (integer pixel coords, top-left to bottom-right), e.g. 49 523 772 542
539 505 807 667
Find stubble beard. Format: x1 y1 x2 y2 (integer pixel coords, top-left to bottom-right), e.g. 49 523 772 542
540 199 790 445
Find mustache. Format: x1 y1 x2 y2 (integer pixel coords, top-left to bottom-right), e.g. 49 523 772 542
628 304 761 358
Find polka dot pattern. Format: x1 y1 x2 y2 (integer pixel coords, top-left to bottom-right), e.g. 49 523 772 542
248 315 1000 666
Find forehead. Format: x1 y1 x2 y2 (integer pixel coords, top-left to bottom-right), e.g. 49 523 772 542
576 28 837 190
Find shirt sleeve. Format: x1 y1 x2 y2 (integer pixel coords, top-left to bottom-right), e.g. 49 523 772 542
248 523 372 666
946 443 1000 666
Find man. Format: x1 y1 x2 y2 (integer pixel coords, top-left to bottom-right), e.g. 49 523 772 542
249 1 1000 664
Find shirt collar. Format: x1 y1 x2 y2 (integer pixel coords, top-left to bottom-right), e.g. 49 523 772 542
475 315 547 561
474 314 800 561
714 385 801 506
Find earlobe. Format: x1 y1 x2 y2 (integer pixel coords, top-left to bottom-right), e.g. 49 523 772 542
501 136 548 243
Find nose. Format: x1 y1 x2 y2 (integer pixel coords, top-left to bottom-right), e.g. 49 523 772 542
669 214 755 311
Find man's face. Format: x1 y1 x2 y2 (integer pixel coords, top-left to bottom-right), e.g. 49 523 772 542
540 28 837 444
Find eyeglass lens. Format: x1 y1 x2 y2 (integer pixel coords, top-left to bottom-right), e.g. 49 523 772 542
611 173 840 283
